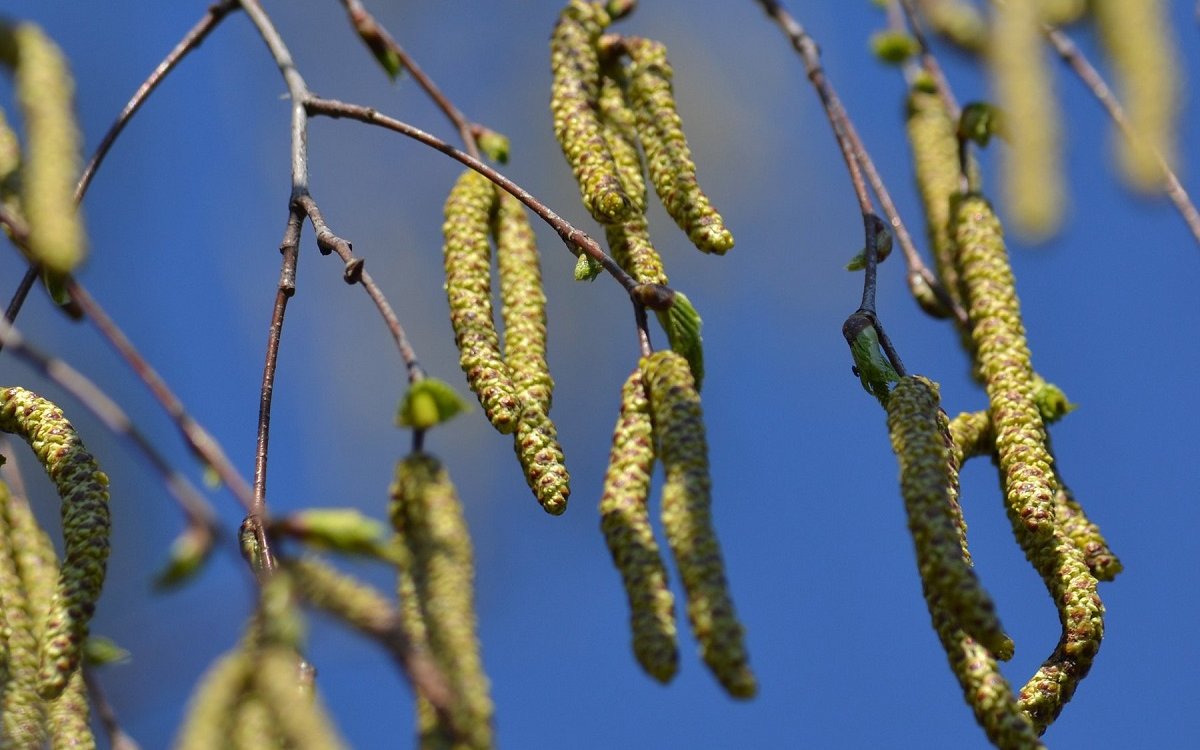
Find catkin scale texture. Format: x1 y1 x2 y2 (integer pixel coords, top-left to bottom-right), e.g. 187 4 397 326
550 1 634 224
642 351 754 698
390 454 493 750
625 38 733 255
599 370 678 682
443 170 520 435
887 377 1011 659
0 482 47 747
0 387 110 700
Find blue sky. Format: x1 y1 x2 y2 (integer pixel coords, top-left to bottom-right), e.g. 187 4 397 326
1 1 1197 748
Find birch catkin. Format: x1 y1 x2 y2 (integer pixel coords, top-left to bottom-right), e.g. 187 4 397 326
886 376 1011 659
443 170 520 435
390 453 493 750
599 370 678 683
642 351 754 698
550 1 634 224
0 481 47 747
174 651 251 750
625 37 734 255
0 387 110 700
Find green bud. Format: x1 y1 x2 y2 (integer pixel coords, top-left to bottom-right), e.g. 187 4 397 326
475 127 510 165
653 290 704 390
842 314 900 406
870 30 919 64
574 252 603 281
397 378 470 430
958 102 1005 147
154 525 215 590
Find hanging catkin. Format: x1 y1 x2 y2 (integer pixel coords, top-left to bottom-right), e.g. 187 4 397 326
641 351 754 698
0 387 110 700
599 369 678 683
0 480 47 747
443 170 521 435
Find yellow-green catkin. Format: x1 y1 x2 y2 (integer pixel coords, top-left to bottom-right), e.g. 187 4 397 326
443 170 520 435
0 24 86 274
396 557 450 750
641 351 754 698
599 370 678 683
0 481 48 747
0 387 111 700
989 0 1063 238
230 695 282 750
624 38 734 255
887 377 1011 659
254 647 348 750
952 197 1056 538
597 69 647 215
390 454 493 750
1039 0 1087 26
917 0 987 52
494 191 570 515
550 1 634 224
906 86 966 320
1092 0 1180 192
1053 483 1121 582
0 107 21 213
287 556 395 635
46 669 95 750
174 651 251 750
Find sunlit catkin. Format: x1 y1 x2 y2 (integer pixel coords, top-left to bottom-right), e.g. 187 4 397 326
952 197 1055 538
1053 483 1121 582
887 376 1011 659
624 38 734 255
641 351 754 698
1039 0 1087 26
254 647 348 750
174 651 251 750
46 669 94 750
599 370 677 682
1092 0 1180 192
390 453 493 750
230 695 280 750
916 0 987 52
550 1 634 224
605 217 667 287
0 23 87 274
989 0 1063 238
0 387 110 700
443 170 520 435
0 481 47 747
597 69 647 214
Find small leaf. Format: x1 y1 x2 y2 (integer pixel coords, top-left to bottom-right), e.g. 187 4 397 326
574 252 603 281
281 508 389 556
153 525 215 590
1033 377 1076 424
84 636 130 667
654 291 704 390
396 378 470 429
476 127 510 165
958 102 1006 147
843 313 900 405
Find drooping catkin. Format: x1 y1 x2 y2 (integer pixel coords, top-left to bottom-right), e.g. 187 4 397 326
254 647 348 750
390 453 493 750
394 544 449 750
511 407 570 516
0 23 87 274
599 369 678 683
1092 0 1180 192
641 351 754 698
443 170 520 435
0 481 48 747
989 0 1063 238
0 387 110 700
952 196 1056 538
0 107 21 212
287 556 396 635
1039 0 1087 26
46 669 95 750
887 376 1011 659
917 0 987 52
605 217 668 287
550 1 634 224
229 695 281 750
597 69 647 214
173 651 251 750
624 38 733 255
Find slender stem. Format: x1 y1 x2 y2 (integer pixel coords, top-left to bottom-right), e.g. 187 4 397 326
338 0 482 160
1044 26 1200 248
755 0 967 326
0 265 39 353
895 0 960 117
634 303 653 358
76 1 240 202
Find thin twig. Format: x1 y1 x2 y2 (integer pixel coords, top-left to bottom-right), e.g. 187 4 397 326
755 0 967 327
83 668 142 750
76 0 240 201
895 0 961 117
1044 26 1200 247
1 265 38 352
338 0 482 160
634 303 653 358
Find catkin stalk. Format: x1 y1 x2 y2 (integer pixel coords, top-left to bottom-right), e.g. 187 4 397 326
0 23 87 274
625 38 733 254
599 370 678 682
390 454 492 750
641 351 753 698
443 170 520 435
887 376 1011 659
0 387 111 700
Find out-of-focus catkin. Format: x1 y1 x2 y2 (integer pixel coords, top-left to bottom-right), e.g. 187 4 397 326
0 481 47 747
641 351 754 698
599 369 678 683
174 651 251 750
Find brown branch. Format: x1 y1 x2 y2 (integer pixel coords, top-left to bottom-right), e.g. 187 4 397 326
1044 26 1200 248
76 0 240 201
1 265 38 353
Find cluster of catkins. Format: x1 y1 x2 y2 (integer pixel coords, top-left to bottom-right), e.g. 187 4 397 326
0 388 111 748
852 72 1125 748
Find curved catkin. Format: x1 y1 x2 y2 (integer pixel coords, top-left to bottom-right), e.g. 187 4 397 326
598 69 647 214
0 387 110 700
174 651 251 750
494 192 553 411
599 369 678 683
46 669 95 750
443 169 520 435
641 351 754 698
1053 483 1121 583
550 1 634 224
254 647 348 750
887 377 1011 659
952 196 1055 538
0 482 48 747
512 405 570 515
390 453 493 750
906 86 966 321
1092 0 1180 192
0 23 87 274
288 556 395 634
989 0 1063 238
605 217 668 287
625 37 734 255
